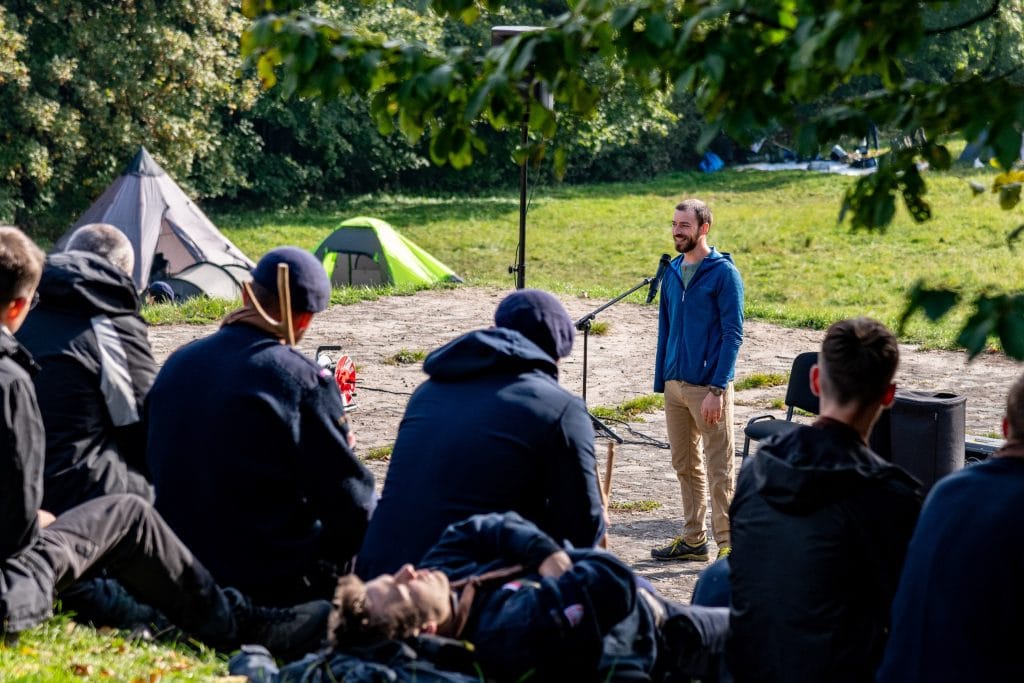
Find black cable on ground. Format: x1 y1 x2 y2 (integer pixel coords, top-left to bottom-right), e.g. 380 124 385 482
594 417 671 449
355 385 416 397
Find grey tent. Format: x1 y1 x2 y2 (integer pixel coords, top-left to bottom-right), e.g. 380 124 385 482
58 147 253 296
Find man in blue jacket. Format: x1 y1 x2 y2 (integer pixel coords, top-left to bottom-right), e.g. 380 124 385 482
652 199 744 562
147 247 375 606
356 289 605 580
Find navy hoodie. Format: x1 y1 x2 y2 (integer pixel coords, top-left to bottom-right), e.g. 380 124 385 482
356 328 604 579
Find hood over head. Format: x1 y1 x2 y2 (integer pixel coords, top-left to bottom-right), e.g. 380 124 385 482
423 327 559 381
36 251 140 317
493 289 575 361
749 419 921 514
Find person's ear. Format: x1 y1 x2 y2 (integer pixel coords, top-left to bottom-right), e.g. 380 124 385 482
1 297 27 328
880 383 897 408
810 365 821 397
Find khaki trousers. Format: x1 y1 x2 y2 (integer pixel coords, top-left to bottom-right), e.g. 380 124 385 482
664 380 735 545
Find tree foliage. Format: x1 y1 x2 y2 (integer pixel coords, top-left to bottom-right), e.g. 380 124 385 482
242 0 1024 358
0 1 256 235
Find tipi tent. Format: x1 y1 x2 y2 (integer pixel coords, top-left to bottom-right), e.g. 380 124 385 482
313 217 462 287
58 147 254 296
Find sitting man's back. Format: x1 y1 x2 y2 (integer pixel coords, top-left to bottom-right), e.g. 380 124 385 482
146 247 375 605
16 223 156 514
357 289 604 579
878 372 1024 682
728 318 921 683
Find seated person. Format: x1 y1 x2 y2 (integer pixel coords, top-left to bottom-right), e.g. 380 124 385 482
232 512 729 682
0 226 326 657
357 289 605 579
727 318 922 683
147 247 375 605
17 222 157 515
878 372 1024 682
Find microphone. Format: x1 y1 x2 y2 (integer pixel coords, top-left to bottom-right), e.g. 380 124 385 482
646 253 672 304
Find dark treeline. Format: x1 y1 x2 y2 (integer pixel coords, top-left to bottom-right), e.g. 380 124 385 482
1 1 1016 237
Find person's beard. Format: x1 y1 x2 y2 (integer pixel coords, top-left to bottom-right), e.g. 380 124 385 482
674 235 695 254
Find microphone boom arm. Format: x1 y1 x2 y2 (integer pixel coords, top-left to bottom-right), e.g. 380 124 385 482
575 277 654 331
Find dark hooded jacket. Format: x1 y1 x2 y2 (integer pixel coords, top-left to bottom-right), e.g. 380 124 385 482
727 418 921 683
0 330 44 563
356 328 605 579
16 251 156 514
878 447 1024 683
146 323 375 603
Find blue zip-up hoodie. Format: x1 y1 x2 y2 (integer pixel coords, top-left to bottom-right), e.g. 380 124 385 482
653 247 744 392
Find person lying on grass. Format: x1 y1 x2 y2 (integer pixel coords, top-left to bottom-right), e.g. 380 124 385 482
232 512 728 682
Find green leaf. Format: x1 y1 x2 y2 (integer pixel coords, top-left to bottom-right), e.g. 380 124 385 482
834 31 860 71
704 54 725 84
899 281 958 333
998 300 1024 359
645 14 673 48
553 146 568 180
957 297 999 359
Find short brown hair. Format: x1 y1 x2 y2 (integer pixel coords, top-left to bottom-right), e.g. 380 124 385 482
1006 373 1024 439
328 574 424 649
0 226 45 307
675 198 713 230
819 317 899 408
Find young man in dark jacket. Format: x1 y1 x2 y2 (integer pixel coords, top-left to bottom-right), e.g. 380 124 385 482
356 289 605 580
878 372 1024 682
0 226 327 656
233 512 729 682
17 223 157 514
147 247 375 606
727 318 921 683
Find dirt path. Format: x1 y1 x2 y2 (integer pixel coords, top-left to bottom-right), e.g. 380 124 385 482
149 287 1022 602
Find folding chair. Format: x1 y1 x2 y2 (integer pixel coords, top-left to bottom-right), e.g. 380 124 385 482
742 352 820 458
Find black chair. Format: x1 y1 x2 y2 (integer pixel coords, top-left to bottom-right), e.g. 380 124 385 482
742 352 820 458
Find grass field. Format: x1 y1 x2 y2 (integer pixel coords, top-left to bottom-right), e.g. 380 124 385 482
208 163 1022 350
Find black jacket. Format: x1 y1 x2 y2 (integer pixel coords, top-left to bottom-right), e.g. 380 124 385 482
16 251 156 514
146 323 375 601
0 330 44 562
357 328 605 579
727 419 921 683
422 512 637 681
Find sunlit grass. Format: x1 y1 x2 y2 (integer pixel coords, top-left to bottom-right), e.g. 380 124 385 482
211 164 1023 350
591 393 665 422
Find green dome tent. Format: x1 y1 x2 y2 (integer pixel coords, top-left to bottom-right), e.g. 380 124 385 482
313 217 462 287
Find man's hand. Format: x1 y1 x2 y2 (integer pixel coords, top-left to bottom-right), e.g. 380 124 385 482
37 509 56 528
538 550 572 578
701 391 724 425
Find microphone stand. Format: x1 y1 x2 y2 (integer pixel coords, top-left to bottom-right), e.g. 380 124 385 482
575 276 655 443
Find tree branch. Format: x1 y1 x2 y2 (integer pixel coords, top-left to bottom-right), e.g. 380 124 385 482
924 0 1000 36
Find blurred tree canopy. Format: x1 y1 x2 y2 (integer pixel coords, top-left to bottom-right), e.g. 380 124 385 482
241 0 1024 358
0 1 257 235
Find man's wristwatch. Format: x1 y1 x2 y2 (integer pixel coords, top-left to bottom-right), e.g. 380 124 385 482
708 386 725 397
